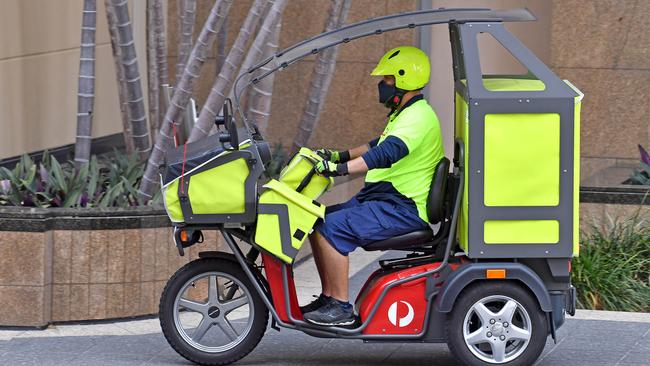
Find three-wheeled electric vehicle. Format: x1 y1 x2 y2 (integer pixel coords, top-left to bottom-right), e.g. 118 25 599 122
158 8 581 366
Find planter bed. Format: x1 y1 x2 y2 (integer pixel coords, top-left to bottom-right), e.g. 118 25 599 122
0 206 222 327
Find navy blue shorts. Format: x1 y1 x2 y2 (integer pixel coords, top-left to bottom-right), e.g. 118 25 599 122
314 196 428 256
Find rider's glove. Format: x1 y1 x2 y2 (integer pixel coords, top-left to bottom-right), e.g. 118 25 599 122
315 149 351 163
315 160 348 177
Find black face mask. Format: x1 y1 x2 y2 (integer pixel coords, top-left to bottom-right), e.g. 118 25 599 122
377 80 404 109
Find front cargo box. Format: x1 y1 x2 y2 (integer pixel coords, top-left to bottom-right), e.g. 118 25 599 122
279 147 333 199
161 134 258 225
255 180 326 264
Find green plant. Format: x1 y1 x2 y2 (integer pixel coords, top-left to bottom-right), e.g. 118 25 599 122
573 211 650 312
624 144 650 185
0 150 161 208
264 143 288 180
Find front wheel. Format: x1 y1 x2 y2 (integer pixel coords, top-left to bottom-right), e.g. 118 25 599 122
445 282 548 366
159 258 268 366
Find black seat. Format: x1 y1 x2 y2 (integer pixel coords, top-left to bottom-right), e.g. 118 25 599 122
363 157 450 251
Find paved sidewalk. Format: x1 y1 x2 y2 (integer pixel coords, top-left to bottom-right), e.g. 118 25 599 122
1 251 648 366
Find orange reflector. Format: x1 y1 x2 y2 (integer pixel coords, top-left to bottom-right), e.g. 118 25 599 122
180 230 188 241
486 269 506 279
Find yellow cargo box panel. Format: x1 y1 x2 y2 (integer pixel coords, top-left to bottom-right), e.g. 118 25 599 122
255 180 326 264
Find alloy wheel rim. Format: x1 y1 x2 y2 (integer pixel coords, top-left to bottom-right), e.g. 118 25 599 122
173 271 254 353
462 295 532 364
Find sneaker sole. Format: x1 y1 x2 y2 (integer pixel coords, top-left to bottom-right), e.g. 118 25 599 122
304 318 356 326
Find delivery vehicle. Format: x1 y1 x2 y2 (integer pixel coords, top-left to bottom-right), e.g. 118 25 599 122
157 8 581 366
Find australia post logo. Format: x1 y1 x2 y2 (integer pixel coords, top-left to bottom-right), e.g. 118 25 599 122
387 300 415 327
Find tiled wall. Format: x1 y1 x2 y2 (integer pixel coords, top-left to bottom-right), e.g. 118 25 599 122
0 226 224 327
0 231 51 326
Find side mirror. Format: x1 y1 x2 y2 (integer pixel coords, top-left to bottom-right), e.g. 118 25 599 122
215 99 239 150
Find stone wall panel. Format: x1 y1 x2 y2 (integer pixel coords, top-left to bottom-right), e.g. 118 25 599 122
89 231 108 284
52 230 72 284
107 230 125 283
554 67 650 159
0 232 45 286
69 284 90 321
70 231 90 283
0 286 47 327
550 0 635 69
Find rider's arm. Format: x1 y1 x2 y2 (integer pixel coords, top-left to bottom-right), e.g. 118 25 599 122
346 156 369 174
345 137 379 161
344 136 409 174
359 136 409 170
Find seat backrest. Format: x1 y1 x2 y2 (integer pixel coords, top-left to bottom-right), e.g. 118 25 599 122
426 157 450 224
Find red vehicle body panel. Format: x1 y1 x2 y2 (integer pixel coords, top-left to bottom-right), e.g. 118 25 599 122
355 262 461 335
261 253 303 323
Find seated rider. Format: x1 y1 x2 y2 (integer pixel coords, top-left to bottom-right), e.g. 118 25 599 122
303 46 445 326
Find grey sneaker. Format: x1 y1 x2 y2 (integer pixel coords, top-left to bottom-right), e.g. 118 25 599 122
303 299 355 326
300 294 331 314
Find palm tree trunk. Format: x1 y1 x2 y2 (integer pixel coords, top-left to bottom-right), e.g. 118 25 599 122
109 0 151 161
215 16 228 76
226 0 286 101
176 0 197 136
176 0 197 84
104 0 134 155
190 0 285 143
247 18 282 136
291 0 351 155
153 0 168 132
138 0 233 201
74 0 97 169
146 0 160 143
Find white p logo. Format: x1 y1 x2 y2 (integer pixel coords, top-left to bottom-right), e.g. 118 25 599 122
388 301 415 327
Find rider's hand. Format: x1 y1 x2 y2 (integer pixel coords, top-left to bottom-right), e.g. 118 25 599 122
315 149 351 163
314 160 348 177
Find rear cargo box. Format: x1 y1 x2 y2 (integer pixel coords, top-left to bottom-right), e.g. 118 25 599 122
455 78 581 258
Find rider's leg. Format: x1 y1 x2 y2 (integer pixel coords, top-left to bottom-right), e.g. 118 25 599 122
308 232 331 295
310 231 349 302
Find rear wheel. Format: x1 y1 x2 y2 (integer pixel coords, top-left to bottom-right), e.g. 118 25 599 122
445 282 548 366
159 258 268 365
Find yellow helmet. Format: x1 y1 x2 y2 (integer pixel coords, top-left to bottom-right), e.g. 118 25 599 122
371 46 430 91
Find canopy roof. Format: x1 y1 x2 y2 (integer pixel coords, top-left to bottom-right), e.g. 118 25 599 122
248 8 535 80
233 8 536 132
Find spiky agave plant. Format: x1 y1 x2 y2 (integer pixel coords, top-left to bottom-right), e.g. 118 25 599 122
0 151 161 208
573 211 650 312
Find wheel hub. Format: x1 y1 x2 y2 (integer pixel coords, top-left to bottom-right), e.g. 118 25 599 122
489 322 504 337
462 295 533 364
208 306 221 318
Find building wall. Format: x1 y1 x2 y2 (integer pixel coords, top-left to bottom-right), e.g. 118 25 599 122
0 0 147 160
550 0 649 186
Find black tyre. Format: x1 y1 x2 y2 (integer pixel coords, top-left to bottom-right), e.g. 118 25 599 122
445 282 548 366
159 258 268 366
